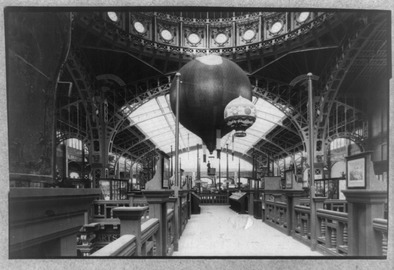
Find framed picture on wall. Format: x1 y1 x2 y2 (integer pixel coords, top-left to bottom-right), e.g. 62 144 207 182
346 156 366 189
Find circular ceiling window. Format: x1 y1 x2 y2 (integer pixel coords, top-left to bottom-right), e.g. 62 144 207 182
215 33 228 44
133 21 145 33
242 29 256 41
107 12 119 22
296 12 310 23
160 29 173 41
187 33 201 44
270 21 283 34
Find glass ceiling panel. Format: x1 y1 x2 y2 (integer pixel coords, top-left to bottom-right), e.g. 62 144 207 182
126 94 286 160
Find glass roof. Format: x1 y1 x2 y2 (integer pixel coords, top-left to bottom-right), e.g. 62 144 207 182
127 94 285 170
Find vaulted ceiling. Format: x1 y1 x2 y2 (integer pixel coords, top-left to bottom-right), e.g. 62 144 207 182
56 8 390 169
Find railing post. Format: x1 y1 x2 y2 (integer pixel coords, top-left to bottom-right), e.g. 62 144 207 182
284 195 293 236
342 190 387 256
112 206 148 256
187 191 191 219
248 189 254 216
178 190 188 236
142 190 172 256
178 193 183 237
168 197 178 251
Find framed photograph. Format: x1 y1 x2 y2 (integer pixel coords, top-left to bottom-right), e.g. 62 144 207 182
346 156 366 189
285 170 293 189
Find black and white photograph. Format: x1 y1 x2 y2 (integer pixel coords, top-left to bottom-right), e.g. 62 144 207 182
0 1 393 270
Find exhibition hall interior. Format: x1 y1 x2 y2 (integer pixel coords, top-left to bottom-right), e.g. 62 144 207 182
4 5 391 259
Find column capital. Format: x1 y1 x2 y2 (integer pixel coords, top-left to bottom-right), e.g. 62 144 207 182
113 206 148 220
342 190 387 204
313 197 327 203
142 190 173 203
168 197 177 203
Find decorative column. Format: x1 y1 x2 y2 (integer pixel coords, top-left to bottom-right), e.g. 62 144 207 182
178 190 189 236
283 190 309 236
290 72 319 250
168 196 178 251
342 152 388 256
142 190 172 256
112 206 148 256
342 190 387 256
248 179 254 216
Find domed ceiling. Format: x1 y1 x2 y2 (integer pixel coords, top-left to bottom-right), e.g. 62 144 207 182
55 7 389 171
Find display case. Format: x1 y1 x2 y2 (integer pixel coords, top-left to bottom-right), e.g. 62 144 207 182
229 192 248 214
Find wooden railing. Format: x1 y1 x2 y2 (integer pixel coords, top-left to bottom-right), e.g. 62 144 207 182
294 205 311 244
92 200 129 221
268 195 387 257
180 199 188 233
265 200 288 233
90 216 160 257
90 235 136 256
316 209 349 255
10 177 55 188
373 218 388 256
323 200 348 212
80 190 192 257
199 193 228 204
166 208 175 255
140 218 160 255
91 198 150 222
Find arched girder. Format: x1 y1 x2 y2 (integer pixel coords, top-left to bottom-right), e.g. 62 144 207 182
56 131 90 148
65 50 96 147
325 132 366 157
96 73 126 87
252 86 307 152
254 111 300 137
111 87 304 159
108 81 172 153
110 77 174 123
256 143 291 162
128 148 159 173
110 77 302 158
252 136 292 156
114 128 188 166
58 99 84 112
118 108 170 133
318 16 386 155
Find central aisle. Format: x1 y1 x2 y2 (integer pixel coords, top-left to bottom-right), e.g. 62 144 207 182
173 205 323 257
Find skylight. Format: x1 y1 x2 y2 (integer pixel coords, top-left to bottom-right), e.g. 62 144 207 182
126 94 286 170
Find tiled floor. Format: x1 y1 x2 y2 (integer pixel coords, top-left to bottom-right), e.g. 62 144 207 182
172 205 323 257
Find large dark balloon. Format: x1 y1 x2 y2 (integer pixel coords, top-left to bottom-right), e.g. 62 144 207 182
169 55 252 153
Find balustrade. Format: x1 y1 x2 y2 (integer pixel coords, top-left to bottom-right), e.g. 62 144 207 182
316 209 349 255
92 200 129 221
199 193 229 204
77 190 193 257
10 177 56 188
294 205 311 244
323 199 348 212
166 208 175 255
265 200 288 233
373 218 388 256
83 189 386 257
90 207 160 257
